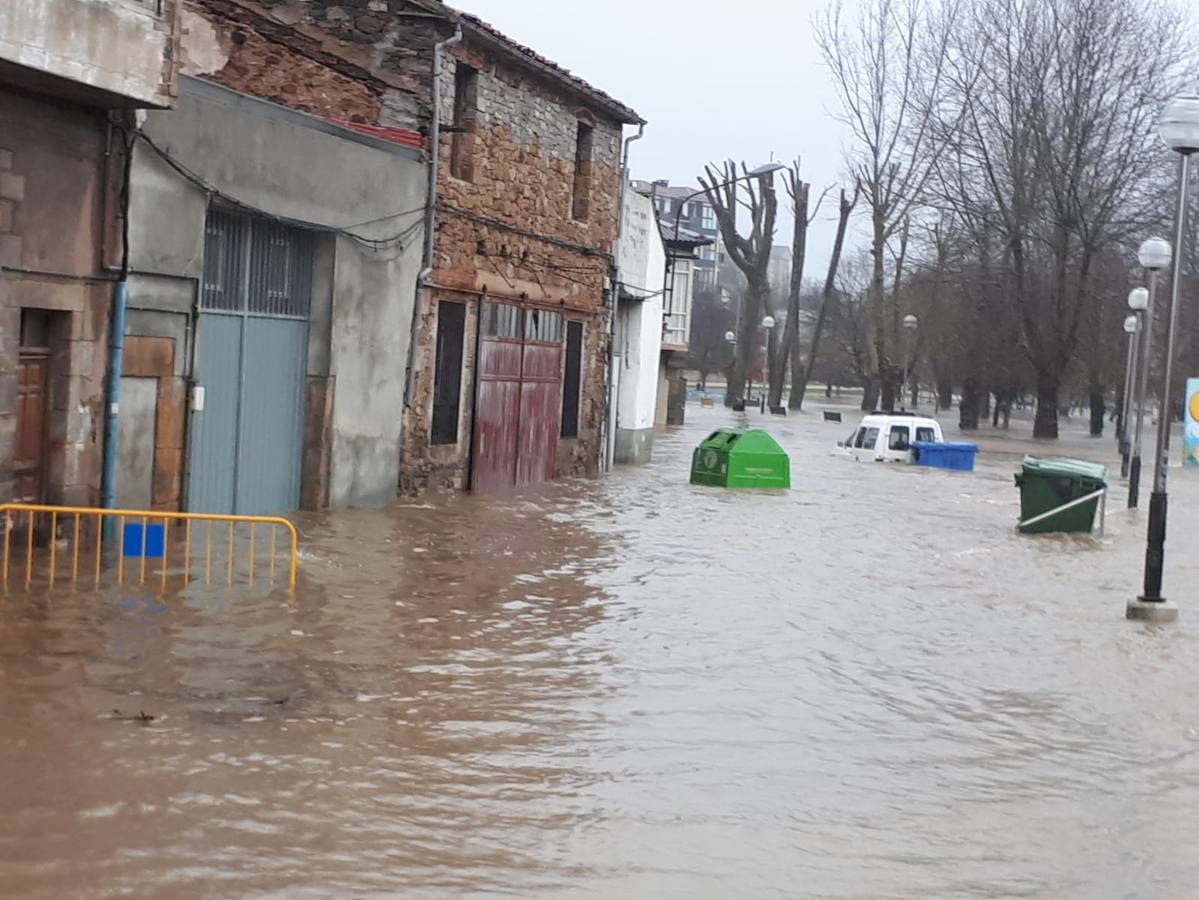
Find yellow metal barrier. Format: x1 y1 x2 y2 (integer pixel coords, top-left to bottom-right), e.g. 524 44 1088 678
0 503 299 590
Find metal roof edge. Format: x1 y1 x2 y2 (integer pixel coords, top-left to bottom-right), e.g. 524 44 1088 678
176 74 425 161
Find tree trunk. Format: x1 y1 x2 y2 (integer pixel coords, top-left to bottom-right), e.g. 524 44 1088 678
726 280 768 406
1114 381 1125 439
992 395 1002 428
862 376 879 411
825 383 833 398
868 208 888 411
937 380 953 410
960 379 980 430
1034 380 1060 439
879 366 898 412
980 391 991 419
780 171 809 410
795 186 856 411
768 326 786 407
1089 386 1105 436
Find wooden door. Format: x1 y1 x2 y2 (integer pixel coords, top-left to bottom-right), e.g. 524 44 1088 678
15 351 49 504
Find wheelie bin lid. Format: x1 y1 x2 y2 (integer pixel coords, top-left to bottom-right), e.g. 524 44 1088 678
1020 455 1107 483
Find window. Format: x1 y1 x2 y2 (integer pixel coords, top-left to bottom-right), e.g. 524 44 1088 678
450 64 478 182
888 426 911 451
853 428 867 449
20 309 50 349
431 301 466 445
701 205 716 231
572 119 594 221
480 301 522 338
561 320 583 438
526 309 562 343
859 427 879 450
916 426 936 443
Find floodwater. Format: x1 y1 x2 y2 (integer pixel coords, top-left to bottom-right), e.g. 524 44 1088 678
4 403 1199 899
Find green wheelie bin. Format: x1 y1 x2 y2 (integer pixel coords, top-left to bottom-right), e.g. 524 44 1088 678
1015 456 1107 534
690 428 790 489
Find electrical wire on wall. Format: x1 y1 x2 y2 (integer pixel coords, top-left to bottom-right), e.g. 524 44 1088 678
131 126 426 254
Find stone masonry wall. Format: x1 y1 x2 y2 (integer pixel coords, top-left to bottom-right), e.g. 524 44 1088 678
399 39 625 492
180 2 381 121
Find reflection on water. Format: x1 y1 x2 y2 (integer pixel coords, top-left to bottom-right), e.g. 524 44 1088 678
3 406 1199 898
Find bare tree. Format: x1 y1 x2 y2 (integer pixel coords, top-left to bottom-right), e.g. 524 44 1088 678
930 0 1187 438
795 186 859 411
772 165 811 408
816 0 958 411
699 161 779 406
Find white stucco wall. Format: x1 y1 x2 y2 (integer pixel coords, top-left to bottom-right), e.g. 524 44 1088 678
0 0 173 107
615 190 666 443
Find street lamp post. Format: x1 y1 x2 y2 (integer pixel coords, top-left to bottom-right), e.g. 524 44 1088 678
902 314 918 410
1129 93 1199 623
761 315 776 413
1129 239 1171 510
1119 303 1142 478
724 330 737 408
666 163 786 407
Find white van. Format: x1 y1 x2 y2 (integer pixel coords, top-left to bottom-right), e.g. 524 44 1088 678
837 413 944 462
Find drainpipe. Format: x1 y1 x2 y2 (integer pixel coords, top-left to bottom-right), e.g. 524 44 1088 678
603 122 645 473
404 24 463 406
101 123 134 525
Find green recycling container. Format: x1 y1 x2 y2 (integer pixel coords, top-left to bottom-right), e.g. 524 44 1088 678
1015 456 1107 534
690 428 791 489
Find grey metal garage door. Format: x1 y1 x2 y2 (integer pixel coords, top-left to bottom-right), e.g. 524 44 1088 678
188 209 312 515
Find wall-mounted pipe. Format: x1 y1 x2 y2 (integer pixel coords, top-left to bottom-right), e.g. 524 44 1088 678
404 24 463 407
100 123 135 524
603 122 645 473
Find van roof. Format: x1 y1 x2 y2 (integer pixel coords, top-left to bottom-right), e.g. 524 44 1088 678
859 413 940 425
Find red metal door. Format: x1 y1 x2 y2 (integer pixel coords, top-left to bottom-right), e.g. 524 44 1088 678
472 335 522 492
15 351 49 504
471 303 564 493
516 340 562 486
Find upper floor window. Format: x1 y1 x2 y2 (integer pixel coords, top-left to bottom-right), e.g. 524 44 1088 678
572 119 594 221
701 205 716 230
450 63 479 182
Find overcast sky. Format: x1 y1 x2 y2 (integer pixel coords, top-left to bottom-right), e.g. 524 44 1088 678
462 0 855 279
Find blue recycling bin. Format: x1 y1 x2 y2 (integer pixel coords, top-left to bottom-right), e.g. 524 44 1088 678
911 441 979 472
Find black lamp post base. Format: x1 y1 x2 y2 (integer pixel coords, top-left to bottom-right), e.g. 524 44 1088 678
1127 455 1141 509
1127 598 1179 622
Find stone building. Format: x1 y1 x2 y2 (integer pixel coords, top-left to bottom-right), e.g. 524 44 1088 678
0 0 179 507
398 8 643 493
183 0 642 496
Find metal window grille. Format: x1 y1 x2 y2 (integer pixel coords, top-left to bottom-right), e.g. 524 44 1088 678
526 309 562 344
481 301 522 339
202 210 314 319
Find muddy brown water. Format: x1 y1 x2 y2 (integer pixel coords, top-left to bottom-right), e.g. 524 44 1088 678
3 404 1199 899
